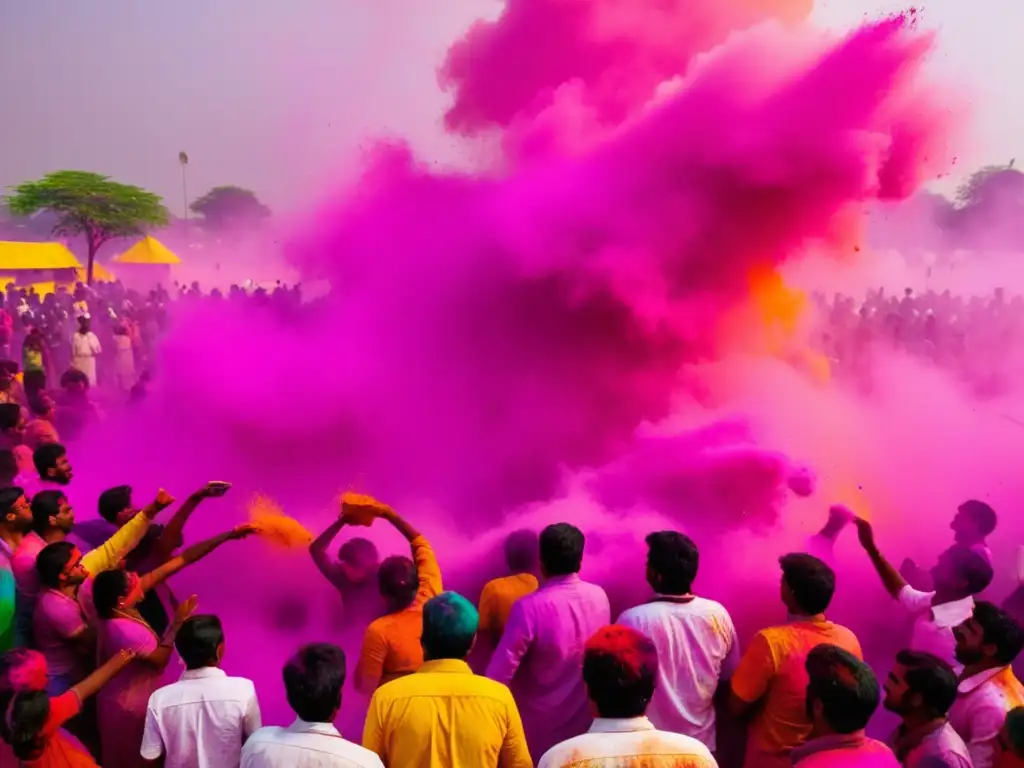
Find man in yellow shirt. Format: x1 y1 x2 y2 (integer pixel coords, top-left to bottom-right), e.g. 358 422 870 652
363 591 532 768
478 529 539 644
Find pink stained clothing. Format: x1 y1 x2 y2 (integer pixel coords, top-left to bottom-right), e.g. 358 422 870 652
12 531 47 599
34 588 90 682
792 734 901 767
485 573 612 759
96 615 163 768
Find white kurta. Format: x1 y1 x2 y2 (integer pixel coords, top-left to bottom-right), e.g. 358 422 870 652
71 331 102 386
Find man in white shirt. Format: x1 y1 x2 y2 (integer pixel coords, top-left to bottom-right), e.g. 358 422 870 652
949 601 1024 768
617 531 738 752
538 624 718 768
855 518 993 671
141 615 261 768
241 642 383 768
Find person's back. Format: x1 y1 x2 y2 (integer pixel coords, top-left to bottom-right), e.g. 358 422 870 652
487 524 611 758
538 625 717 768
242 643 382 768
478 529 540 642
617 531 738 749
619 596 737 747
730 553 862 768
364 592 531 768
142 616 261 768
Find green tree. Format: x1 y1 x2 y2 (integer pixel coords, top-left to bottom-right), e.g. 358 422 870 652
5 170 169 284
190 185 271 231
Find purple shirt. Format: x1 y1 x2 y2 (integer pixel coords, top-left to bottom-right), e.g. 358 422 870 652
34 588 89 680
485 573 611 758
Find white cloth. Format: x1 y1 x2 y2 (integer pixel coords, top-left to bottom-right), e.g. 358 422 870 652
617 596 739 750
898 586 974 672
241 719 383 768
538 717 718 768
140 667 261 768
70 331 101 386
949 665 1024 768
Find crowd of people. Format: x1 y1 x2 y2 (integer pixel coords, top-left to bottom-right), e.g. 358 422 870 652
0 279 1022 767
813 287 1024 394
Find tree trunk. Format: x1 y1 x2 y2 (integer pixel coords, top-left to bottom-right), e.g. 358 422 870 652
86 236 97 285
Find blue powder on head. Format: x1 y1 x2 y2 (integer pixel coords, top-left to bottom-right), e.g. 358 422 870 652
422 591 479 659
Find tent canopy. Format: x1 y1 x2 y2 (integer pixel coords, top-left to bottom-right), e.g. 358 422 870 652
0 241 81 270
75 263 115 283
113 236 181 265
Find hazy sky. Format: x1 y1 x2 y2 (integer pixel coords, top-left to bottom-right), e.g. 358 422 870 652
0 0 1018 215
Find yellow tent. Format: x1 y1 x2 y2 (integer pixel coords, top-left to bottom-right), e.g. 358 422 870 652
74 262 116 283
0 241 81 270
113 236 181 265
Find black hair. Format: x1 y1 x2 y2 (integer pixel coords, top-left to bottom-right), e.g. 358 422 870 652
582 625 659 719
35 542 77 590
805 643 879 733
0 450 17 487
60 369 88 389
504 529 538 574
377 555 418 608
98 485 132 524
646 531 699 596
894 650 958 717
0 487 24 519
337 537 377 564
282 643 346 723
175 615 225 670
29 491 65 533
92 569 130 620
32 443 66 477
539 523 585 577
780 553 836 615
1007 707 1024 756
943 546 994 596
0 689 50 760
972 601 1024 665
0 403 21 432
421 592 478 660
26 393 50 418
959 500 998 536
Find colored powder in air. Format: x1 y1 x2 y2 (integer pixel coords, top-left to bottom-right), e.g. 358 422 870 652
59 3 992 734
248 495 314 549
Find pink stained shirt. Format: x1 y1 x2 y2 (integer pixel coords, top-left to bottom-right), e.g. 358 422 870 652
34 588 90 680
485 573 611 759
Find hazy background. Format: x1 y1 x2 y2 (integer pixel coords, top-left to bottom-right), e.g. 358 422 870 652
0 0 1018 215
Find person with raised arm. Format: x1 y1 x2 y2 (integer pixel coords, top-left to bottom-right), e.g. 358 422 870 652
12 488 175 649
352 498 443 694
854 516 993 671
0 646 138 767
91 524 255 768
309 507 381 624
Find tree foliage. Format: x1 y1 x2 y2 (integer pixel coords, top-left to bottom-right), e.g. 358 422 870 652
190 185 271 231
5 170 169 283
954 164 1024 209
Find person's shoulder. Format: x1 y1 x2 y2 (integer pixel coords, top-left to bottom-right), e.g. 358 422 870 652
221 675 259 696
648 727 716 758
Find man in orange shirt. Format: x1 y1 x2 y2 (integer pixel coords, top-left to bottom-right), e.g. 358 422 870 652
478 529 539 644
728 553 862 768
354 504 443 693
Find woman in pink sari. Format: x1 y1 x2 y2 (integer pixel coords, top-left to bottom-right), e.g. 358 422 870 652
90 524 254 768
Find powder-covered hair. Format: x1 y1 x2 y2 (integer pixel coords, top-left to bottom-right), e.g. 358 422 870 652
582 625 658 719
421 591 479 660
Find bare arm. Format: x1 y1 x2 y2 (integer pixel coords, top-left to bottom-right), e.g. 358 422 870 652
136 595 198 670
152 488 214 562
309 518 347 585
139 527 250 594
71 648 137 701
853 518 908 599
